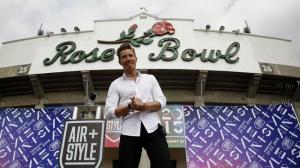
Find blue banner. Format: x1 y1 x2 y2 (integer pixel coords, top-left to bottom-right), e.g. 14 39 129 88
184 104 300 168
2 104 300 167
0 107 72 168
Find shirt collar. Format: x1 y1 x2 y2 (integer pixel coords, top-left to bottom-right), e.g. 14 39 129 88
122 70 141 80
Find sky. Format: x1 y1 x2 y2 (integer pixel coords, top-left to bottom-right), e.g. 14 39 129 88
0 0 299 57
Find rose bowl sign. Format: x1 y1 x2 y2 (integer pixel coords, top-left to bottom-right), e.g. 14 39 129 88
59 120 105 168
43 20 240 66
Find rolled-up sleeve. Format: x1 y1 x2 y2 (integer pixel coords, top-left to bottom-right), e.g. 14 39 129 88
104 82 119 120
151 75 166 109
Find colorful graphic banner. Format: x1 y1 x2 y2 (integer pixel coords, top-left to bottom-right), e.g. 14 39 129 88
105 105 185 148
184 104 300 168
4 104 298 167
0 107 72 168
0 105 185 167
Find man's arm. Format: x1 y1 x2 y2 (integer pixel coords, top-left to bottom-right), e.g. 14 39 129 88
114 96 161 116
114 105 130 117
104 82 122 119
144 101 162 111
132 97 161 111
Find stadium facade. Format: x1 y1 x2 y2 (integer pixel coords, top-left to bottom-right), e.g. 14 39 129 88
1 13 300 167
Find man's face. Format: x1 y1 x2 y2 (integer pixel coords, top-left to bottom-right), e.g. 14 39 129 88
118 49 137 72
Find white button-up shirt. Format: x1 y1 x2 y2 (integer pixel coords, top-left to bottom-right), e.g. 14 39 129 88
104 71 166 136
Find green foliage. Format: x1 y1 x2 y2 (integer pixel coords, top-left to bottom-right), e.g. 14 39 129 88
117 26 157 47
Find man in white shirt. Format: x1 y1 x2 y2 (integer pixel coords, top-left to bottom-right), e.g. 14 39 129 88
105 43 171 168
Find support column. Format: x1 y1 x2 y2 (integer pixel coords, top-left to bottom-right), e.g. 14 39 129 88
292 80 300 120
30 75 45 108
195 70 208 106
35 98 45 109
81 71 94 98
0 94 3 107
30 75 44 98
293 80 300 102
246 73 262 98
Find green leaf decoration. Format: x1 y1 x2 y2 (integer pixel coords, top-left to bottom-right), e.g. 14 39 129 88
115 26 155 46
136 38 143 43
125 33 135 39
142 38 153 44
130 40 140 47
120 31 126 39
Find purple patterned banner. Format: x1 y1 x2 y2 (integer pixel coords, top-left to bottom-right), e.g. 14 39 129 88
0 105 185 168
184 104 300 168
0 107 72 168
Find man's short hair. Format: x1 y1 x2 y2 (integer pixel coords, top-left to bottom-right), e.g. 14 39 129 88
117 43 136 59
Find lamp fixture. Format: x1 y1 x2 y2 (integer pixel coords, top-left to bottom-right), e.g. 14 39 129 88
74 26 80 32
219 25 225 32
60 28 67 33
205 25 211 30
37 23 44 36
244 20 251 33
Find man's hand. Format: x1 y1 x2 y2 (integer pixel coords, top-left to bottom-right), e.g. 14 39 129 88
131 97 146 111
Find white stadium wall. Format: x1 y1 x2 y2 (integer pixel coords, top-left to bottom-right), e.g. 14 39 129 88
0 13 300 109
0 13 299 75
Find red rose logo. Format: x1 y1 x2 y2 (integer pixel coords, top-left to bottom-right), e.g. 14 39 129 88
152 20 175 36
98 21 175 47
129 24 138 32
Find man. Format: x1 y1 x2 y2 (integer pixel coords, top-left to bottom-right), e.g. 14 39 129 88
104 43 171 168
